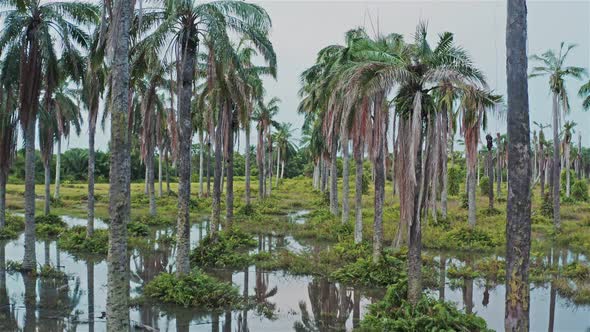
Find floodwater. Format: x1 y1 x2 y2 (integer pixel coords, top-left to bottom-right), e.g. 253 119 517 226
1 213 589 331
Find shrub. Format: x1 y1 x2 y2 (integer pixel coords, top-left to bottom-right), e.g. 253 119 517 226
448 165 463 196
35 214 66 227
572 181 589 202
190 229 256 268
360 280 491 331
0 214 25 240
330 252 406 287
144 269 240 308
479 176 490 195
561 169 577 192
134 215 174 226
127 221 150 237
58 226 108 255
541 192 553 218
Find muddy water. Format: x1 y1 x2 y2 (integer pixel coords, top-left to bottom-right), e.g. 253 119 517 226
0 213 589 331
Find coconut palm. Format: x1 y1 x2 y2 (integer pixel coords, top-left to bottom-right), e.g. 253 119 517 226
530 42 586 230
254 97 280 198
139 0 273 275
0 0 98 271
534 122 551 195
273 122 297 188
505 0 532 329
0 54 19 229
562 121 576 197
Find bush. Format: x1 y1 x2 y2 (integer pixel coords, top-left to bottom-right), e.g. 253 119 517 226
360 280 491 331
0 214 25 240
58 226 108 255
572 181 589 202
144 269 240 308
35 214 66 227
561 169 577 192
331 252 406 287
541 192 553 218
479 176 490 195
448 165 463 196
127 221 150 237
190 229 256 268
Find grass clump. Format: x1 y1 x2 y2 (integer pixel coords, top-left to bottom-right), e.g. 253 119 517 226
0 214 25 240
190 229 256 268
134 215 174 226
572 181 589 202
427 225 500 251
35 214 66 227
38 265 67 280
330 251 406 287
127 221 150 237
360 280 491 331
295 209 352 241
58 226 108 256
144 269 240 309
35 214 68 238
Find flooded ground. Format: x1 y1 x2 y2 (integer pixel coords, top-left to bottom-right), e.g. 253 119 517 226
1 213 589 331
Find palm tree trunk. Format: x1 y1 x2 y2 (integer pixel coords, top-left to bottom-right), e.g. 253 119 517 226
313 161 319 190
441 107 449 219
372 98 385 263
245 124 251 205
165 153 171 194
206 138 211 196
497 149 502 196
505 1 532 329
225 107 234 228
199 130 204 197
106 1 133 329
175 30 197 277
391 114 397 197
267 143 272 197
354 140 364 244
211 102 223 238
320 158 327 192
22 121 36 271
467 165 477 228
144 167 148 195
44 161 51 216
148 152 156 216
275 147 280 189
488 150 494 210
88 123 96 237
158 149 163 197
342 132 350 224
0 171 5 229
281 160 285 180
258 128 264 199
552 93 561 229
565 142 571 197
330 135 339 216
54 138 61 200
87 261 95 332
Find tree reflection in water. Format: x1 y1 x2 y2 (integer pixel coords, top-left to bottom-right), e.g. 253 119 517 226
0 242 17 331
294 278 352 332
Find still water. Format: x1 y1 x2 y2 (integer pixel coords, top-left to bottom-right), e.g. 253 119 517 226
0 213 589 331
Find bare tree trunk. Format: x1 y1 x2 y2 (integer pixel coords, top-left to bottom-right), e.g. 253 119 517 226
330 135 339 216
22 121 36 271
372 95 385 263
175 25 197 276
225 107 234 228
44 161 50 215
158 149 163 197
245 124 251 205
258 128 264 199
467 165 477 228
54 138 61 200
165 153 171 194
0 171 6 228
565 142 571 197
211 101 223 237
488 149 494 210
206 138 211 196
313 161 319 190
505 1 532 329
441 108 449 219
267 143 272 197
391 114 397 197
88 123 96 237
147 152 156 216
106 1 133 330
551 93 561 229
275 147 280 189
281 160 285 180
342 132 350 224
320 158 327 193
354 141 364 244
199 130 204 197
87 261 95 332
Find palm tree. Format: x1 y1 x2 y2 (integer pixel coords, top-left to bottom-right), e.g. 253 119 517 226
0 0 98 271
140 0 273 274
0 55 19 229
38 104 57 216
505 0 532 330
534 122 550 195
530 42 586 230
254 97 280 198
562 121 576 197
106 0 133 330
273 122 297 188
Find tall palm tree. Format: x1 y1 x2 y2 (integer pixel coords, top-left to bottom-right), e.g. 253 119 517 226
254 97 280 198
562 121 576 197
140 0 273 274
0 0 98 271
530 42 586 230
0 54 19 229
273 122 297 188
38 104 57 216
106 0 133 330
505 0 532 330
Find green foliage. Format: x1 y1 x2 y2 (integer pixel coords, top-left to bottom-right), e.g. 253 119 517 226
37 223 67 238
460 193 468 209
479 176 490 195
127 221 150 237
572 180 589 202
448 165 463 196
330 251 406 287
144 269 240 308
361 173 370 195
38 265 68 280
360 280 491 331
0 214 25 240
562 262 590 280
190 229 256 268
428 225 500 251
541 192 554 218
58 226 108 256
134 215 174 226
35 214 66 227
295 209 352 241
561 169 577 192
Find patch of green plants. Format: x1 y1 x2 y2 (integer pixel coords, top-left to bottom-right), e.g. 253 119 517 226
294 209 352 241
0 214 25 240
37 223 67 238
255 250 323 276
541 192 554 218
127 221 150 237
360 280 491 331
330 251 406 287
562 262 590 280
58 226 108 256
426 225 500 251
38 265 68 280
134 214 174 226
479 176 490 195
448 165 463 196
144 269 240 309
190 229 256 268
35 214 66 227
572 180 589 202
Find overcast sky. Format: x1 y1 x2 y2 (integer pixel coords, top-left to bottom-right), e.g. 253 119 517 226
58 0 590 152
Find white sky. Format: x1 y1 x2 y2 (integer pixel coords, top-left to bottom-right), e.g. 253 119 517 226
55 0 590 153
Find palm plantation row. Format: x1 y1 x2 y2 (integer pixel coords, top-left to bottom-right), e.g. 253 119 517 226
0 0 587 330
